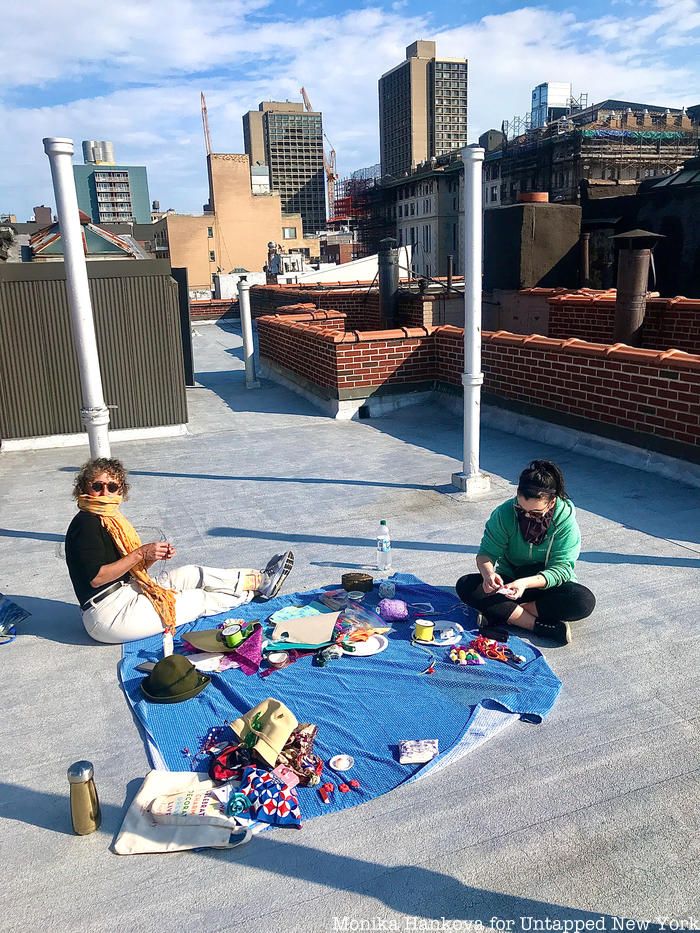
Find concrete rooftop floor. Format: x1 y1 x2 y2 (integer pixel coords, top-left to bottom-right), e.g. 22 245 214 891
1 321 699 933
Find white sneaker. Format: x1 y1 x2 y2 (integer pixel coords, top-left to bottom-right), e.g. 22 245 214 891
258 551 295 600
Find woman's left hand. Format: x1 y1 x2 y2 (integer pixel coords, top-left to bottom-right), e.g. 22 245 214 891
502 579 527 601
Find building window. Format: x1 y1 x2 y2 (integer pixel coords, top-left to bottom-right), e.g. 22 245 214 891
207 227 213 238
282 226 297 239
209 250 216 262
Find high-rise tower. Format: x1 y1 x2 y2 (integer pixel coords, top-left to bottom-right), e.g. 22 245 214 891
243 101 326 235
379 40 469 178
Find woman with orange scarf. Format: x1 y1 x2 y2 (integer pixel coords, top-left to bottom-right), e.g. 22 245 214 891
65 458 294 644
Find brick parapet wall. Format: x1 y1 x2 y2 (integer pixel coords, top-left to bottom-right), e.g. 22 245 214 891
479 332 700 449
257 310 700 452
250 285 381 330
548 294 700 353
190 299 238 322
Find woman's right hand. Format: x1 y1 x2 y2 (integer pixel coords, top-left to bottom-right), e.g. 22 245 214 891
138 541 171 563
481 571 504 595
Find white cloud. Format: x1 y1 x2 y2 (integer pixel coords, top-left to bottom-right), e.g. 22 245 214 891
1 0 699 219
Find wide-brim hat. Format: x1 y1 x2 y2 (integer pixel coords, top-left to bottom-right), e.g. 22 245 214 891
230 698 298 768
141 654 210 703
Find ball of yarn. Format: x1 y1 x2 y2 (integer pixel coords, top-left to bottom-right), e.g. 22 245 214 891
378 598 409 621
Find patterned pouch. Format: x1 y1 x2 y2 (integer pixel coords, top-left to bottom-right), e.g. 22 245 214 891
238 766 302 829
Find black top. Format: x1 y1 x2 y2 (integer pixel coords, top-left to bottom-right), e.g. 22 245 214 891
65 511 131 607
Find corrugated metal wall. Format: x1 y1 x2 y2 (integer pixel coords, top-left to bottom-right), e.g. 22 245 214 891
0 261 188 440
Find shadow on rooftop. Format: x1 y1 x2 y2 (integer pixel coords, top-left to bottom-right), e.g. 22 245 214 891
207 526 478 556
6 594 94 646
125 469 437 493
363 402 700 546
0 527 64 543
194 369 326 419
581 549 700 568
0 780 665 930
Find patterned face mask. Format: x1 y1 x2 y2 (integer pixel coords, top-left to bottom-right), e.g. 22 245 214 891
515 501 555 545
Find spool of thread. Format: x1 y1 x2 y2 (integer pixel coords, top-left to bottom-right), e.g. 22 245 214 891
267 651 289 669
414 620 435 642
221 622 245 649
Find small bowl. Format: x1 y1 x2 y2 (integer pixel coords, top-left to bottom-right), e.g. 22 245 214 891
329 754 355 772
346 591 365 602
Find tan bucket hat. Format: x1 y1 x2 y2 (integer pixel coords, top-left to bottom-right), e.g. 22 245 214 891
230 698 298 768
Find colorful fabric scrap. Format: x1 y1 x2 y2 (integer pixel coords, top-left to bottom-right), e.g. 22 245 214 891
238 766 302 828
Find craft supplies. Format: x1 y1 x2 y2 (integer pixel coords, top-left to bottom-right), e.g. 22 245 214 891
413 619 435 642
449 647 485 666
377 598 409 621
314 644 343 667
272 764 300 790
469 635 525 665
348 779 361 793
329 754 355 772
340 633 388 657
318 589 347 611
221 622 246 649
267 651 290 669
346 590 365 601
339 783 350 793
67 760 101 835
398 740 439 765
162 632 174 657
378 580 396 599
341 572 373 593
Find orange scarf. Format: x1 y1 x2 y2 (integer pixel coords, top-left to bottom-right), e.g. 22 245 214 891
77 495 176 635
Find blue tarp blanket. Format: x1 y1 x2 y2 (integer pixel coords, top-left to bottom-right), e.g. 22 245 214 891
119 573 561 823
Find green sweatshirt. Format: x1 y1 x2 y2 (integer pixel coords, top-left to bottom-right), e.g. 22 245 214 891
478 497 581 588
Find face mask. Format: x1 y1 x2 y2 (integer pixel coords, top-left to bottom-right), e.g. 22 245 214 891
515 502 554 545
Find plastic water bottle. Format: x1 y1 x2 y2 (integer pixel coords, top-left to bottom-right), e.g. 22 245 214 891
376 520 392 571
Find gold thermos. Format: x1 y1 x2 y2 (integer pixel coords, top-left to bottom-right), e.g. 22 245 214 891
67 760 101 835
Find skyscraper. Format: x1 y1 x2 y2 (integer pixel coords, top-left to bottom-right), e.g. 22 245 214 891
73 141 151 224
243 101 326 235
378 40 469 178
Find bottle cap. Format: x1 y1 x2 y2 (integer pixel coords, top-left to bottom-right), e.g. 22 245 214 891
380 519 387 525
67 760 94 784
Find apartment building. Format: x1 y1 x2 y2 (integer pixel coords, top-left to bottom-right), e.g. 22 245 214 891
243 101 326 235
379 40 469 179
152 152 318 293
73 141 150 224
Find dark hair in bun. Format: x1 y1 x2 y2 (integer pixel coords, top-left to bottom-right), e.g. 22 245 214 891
517 460 568 501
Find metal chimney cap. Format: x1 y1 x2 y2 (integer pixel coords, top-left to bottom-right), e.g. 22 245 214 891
67 760 94 783
43 138 75 156
611 228 665 241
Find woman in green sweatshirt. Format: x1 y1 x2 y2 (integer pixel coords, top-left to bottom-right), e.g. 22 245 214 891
456 460 595 646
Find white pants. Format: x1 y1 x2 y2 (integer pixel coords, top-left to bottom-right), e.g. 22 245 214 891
82 565 257 645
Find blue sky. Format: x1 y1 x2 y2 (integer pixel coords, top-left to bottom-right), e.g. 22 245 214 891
3 0 699 220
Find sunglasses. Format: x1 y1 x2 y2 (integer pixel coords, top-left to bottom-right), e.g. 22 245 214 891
90 481 121 494
515 504 551 517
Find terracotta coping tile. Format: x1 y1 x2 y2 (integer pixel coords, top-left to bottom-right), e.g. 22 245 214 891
487 331 529 345
522 334 561 348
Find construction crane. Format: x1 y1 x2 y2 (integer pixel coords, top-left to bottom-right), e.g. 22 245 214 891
201 92 212 156
300 86 337 223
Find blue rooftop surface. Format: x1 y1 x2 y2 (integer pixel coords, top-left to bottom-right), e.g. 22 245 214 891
0 320 698 932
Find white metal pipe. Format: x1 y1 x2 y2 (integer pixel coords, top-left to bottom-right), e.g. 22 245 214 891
43 137 111 458
237 278 261 389
452 146 490 496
